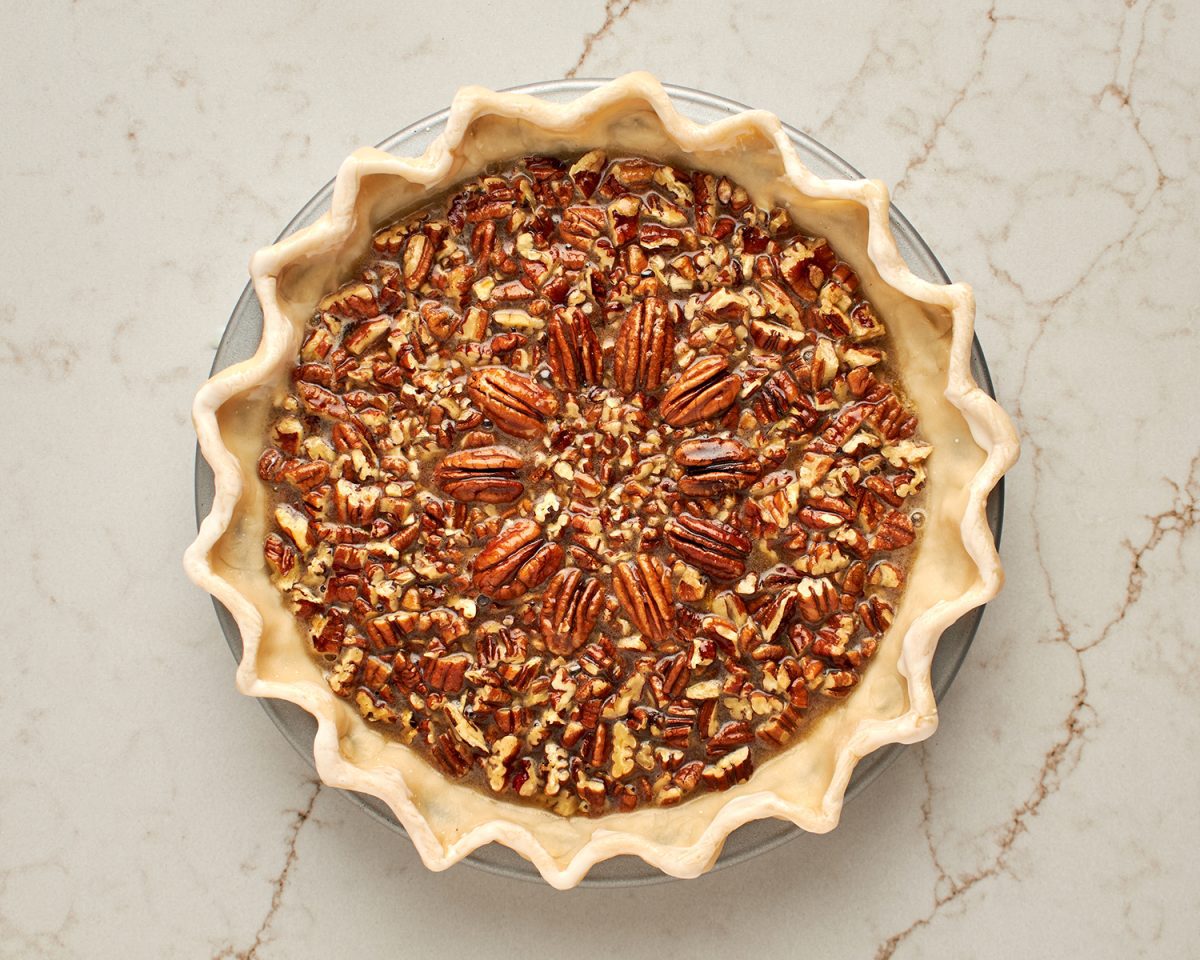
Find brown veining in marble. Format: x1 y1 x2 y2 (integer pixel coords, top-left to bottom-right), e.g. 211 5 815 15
892 2 1001 198
875 454 1199 959
565 0 647 78
214 782 321 960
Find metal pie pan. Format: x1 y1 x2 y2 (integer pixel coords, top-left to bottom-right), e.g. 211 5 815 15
194 79 1005 887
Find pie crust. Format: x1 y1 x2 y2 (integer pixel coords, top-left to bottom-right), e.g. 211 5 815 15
185 72 1020 887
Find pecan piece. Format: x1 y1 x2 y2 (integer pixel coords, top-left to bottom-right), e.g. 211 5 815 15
665 514 752 581
705 721 754 757
613 554 674 642
749 317 807 355
569 150 606 199
613 297 676 394
559 205 607 249
433 445 524 503
466 367 558 439
432 732 475 778
796 577 840 622
472 518 564 601
545 306 601 391
748 368 818 428
660 355 740 427
277 459 330 492
263 533 296 579
868 393 918 442
539 568 604 656
701 745 753 787
607 194 642 245
873 511 916 550
319 282 377 318
673 436 761 497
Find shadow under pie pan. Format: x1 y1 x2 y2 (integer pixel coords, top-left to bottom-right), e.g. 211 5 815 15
193 79 1005 887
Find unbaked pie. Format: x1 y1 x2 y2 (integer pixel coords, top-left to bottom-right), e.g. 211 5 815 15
187 73 1018 885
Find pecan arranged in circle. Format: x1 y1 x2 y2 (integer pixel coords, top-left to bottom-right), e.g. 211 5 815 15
665 514 752 580
466 367 559 438
546 306 601 391
540 567 605 655
613 296 676 394
613 554 674 642
433 445 524 503
473 518 564 600
673 436 761 497
660 355 741 427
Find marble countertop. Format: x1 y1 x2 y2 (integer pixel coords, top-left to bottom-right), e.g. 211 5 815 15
4 1 1197 956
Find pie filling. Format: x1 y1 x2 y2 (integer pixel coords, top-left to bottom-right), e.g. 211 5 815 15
256 153 930 816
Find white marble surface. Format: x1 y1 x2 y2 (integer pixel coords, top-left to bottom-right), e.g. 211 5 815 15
3 0 1197 956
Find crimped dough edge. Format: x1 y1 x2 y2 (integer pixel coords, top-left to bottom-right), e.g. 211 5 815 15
184 73 1020 889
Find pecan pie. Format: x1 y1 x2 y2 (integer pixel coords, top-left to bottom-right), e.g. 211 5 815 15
186 73 1019 886
255 153 932 815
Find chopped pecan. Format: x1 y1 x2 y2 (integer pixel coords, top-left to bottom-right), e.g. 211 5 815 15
858 595 894 633
607 194 642 245
874 511 916 550
569 150 606 198
749 317 807 354
749 368 818 427
432 732 475 778
701 745 753 788
868 393 918 442
560 204 607 249
424 652 471 693
705 721 754 757
796 577 840 623
319 282 377 318
263 533 297 579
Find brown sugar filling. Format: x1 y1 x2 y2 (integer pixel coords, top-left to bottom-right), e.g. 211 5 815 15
256 153 931 816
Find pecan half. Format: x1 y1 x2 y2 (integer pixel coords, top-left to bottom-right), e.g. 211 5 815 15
546 306 601 391
466 367 559 439
613 555 674 642
673 436 761 497
660 355 740 427
433 445 524 503
472 518 563 601
613 297 676 394
539 568 604 655
665 514 752 580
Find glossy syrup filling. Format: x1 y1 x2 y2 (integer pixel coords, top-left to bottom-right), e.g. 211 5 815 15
256 152 930 816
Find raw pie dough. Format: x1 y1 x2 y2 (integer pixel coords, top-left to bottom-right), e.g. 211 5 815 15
185 72 1020 888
